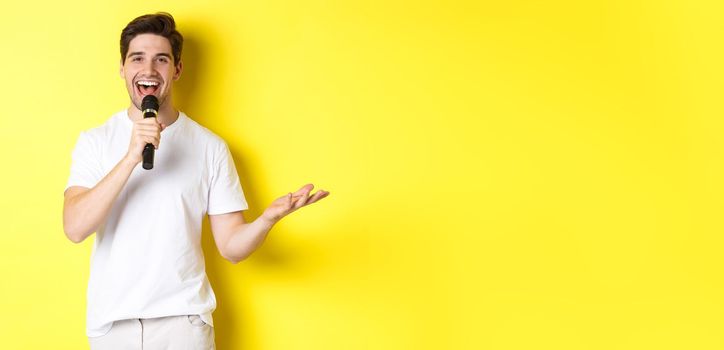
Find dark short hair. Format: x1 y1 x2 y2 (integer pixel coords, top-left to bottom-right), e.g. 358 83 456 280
120 12 183 64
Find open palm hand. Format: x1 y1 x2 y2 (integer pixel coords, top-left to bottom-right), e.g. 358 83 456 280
261 184 330 223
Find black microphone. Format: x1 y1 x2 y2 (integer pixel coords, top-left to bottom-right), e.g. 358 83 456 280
141 95 159 170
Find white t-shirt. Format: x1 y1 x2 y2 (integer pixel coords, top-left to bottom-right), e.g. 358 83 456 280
65 110 248 337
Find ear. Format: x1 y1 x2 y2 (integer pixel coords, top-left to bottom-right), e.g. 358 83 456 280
173 60 183 80
119 59 124 78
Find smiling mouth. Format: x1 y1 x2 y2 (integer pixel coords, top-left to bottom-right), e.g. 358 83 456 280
136 80 160 96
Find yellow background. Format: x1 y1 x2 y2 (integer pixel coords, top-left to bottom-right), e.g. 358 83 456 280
1 0 723 349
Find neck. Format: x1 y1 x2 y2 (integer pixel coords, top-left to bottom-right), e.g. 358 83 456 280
127 99 179 126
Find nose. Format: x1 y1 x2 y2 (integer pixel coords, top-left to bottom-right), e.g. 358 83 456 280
141 59 156 75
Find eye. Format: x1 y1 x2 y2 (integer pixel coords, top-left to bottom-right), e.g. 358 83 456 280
157 57 169 63
132 56 142 62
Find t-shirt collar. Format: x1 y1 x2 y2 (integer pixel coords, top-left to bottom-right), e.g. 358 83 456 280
120 109 185 135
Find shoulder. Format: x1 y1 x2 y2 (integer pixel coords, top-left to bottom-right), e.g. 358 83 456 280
180 113 230 151
75 110 127 145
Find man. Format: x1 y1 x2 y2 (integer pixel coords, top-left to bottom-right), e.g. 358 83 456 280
63 13 329 349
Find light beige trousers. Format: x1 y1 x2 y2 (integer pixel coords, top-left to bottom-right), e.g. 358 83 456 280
88 315 215 350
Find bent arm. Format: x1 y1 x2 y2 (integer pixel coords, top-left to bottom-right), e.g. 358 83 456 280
63 156 138 243
64 117 163 243
209 211 276 264
208 184 329 263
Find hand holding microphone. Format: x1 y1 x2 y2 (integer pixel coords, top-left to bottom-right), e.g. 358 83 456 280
141 96 159 170
126 95 163 169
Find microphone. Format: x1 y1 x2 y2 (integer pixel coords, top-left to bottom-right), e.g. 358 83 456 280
141 95 159 170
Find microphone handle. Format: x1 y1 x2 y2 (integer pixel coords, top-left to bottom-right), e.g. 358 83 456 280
142 111 156 170
142 143 155 170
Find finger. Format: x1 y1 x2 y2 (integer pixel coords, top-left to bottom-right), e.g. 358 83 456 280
293 183 314 196
136 121 160 129
308 190 330 205
306 190 330 205
139 134 160 144
139 134 159 142
276 192 291 205
291 189 311 201
137 131 161 139
137 128 161 135
284 193 293 210
293 190 312 209
135 123 162 131
137 117 160 124
135 131 160 139
141 136 160 149
136 125 162 132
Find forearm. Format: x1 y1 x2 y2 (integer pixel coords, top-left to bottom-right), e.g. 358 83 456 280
223 216 277 263
63 156 138 243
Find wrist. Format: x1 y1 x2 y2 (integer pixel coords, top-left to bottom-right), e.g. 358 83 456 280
258 213 279 226
121 154 140 167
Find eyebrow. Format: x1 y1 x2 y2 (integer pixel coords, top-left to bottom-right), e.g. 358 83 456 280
127 52 173 60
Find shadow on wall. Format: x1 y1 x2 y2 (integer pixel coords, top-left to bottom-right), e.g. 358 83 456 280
173 27 254 350
173 25 313 349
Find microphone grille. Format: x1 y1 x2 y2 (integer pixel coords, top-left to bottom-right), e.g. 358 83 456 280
141 95 159 111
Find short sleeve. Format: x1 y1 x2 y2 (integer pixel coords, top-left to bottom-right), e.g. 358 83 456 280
65 131 104 191
207 142 249 215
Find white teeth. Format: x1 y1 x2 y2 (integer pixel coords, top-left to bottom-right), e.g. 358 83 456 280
137 81 159 86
